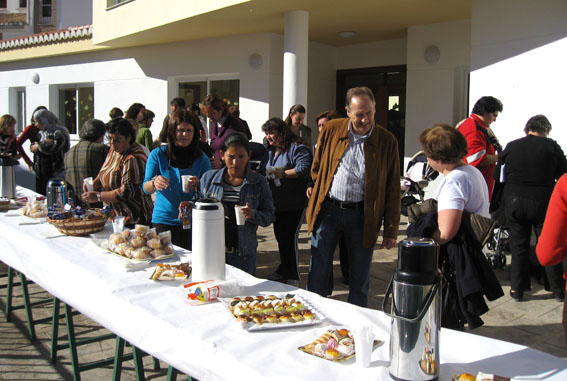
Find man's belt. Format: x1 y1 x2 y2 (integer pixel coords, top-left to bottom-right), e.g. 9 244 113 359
324 197 364 210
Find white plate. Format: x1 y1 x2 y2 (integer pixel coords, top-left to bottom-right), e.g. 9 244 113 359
219 293 325 331
93 238 176 263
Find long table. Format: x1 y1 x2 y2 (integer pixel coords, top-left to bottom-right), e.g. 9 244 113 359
1 187 566 380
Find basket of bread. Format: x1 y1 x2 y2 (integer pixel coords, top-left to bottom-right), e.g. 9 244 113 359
47 206 111 236
0 197 10 211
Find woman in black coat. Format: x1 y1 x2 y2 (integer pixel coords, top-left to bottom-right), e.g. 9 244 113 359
496 115 567 302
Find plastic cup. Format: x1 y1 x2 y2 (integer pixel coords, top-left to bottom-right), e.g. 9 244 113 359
83 177 94 191
354 329 374 368
112 216 125 233
182 175 196 194
235 205 246 225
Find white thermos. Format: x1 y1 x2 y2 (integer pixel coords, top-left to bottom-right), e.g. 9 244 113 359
191 198 225 282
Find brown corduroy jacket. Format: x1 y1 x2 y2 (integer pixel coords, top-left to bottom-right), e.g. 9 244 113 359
306 118 401 248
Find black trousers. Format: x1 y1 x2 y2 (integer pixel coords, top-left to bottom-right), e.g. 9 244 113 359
273 209 304 280
505 195 564 293
153 223 191 251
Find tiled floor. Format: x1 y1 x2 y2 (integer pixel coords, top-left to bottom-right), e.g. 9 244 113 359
1 218 565 380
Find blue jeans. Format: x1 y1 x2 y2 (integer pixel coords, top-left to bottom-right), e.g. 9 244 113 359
307 202 373 307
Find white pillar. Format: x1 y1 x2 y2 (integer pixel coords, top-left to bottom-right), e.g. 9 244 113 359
283 10 309 119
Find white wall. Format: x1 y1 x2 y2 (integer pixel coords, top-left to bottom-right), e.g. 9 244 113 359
57 0 92 29
336 38 406 70
307 41 336 143
470 0 567 151
0 33 276 144
405 20 471 157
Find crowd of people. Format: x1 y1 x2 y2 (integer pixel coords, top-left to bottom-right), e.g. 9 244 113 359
4 87 567 346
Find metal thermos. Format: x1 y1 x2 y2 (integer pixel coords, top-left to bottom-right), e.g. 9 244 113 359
383 238 442 381
0 155 18 199
46 178 69 209
191 198 225 282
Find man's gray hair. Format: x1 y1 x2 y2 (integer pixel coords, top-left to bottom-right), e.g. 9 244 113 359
346 86 376 109
80 119 106 142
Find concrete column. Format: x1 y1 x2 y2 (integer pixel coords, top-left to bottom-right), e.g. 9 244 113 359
283 10 309 118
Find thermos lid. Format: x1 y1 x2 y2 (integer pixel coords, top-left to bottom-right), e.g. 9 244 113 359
194 198 221 210
47 178 67 189
394 237 439 285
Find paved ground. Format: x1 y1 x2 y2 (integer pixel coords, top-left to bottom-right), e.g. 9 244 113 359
1 217 565 380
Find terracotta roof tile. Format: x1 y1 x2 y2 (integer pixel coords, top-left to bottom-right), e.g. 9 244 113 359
0 24 92 50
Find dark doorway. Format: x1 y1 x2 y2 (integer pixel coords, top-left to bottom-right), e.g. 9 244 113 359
336 65 406 169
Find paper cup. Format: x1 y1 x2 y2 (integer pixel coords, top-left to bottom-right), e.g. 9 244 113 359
235 205 246 225
83 177 94 191
354 331 374 368
112 216 125 233
182 175 197 193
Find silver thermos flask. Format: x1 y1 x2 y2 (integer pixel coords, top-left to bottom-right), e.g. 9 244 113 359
383 238 442 381
46 178 69 208
0 155 18 199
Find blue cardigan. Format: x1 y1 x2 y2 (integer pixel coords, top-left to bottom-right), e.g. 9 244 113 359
144 145 211 226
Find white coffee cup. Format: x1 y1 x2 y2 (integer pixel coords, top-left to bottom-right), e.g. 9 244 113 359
354 328 375 368
181 175 196 193
235 205 246 226
83 177 94 191
112 216 125 233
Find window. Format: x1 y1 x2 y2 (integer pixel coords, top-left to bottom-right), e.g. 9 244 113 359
20 0 27 8
177 79 239 109
39 0 52 25
58 86 94 135
107 0 133 9
0 0 7 9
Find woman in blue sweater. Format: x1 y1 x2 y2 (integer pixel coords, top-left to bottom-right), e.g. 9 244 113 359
143 109 211 250
198 132 275 275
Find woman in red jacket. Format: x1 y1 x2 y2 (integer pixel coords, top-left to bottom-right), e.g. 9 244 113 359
536 174 567 348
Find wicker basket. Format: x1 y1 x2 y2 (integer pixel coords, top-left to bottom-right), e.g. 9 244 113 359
48 212 108 236
0 201 10 212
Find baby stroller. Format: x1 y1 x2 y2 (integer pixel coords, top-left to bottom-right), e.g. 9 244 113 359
401 151 439 216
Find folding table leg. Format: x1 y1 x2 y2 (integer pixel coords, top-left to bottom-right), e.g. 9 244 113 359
64 302 82 381
166 366 178 381
50 297 61 363
132 345 146 381
5 266 14 321
18 272 37 340
113 336 126 381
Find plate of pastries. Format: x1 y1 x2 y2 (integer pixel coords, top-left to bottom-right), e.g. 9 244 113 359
299 328 382 362
150 262 191 281
221 294 323 331
101 224 175 261
453 372 510 381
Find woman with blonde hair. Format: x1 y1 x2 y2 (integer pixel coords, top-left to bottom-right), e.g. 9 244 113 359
0 114 18 157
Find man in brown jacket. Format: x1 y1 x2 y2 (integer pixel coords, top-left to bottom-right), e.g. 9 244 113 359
306 86 401 307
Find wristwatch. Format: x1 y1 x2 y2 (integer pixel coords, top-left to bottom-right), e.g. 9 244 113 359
281 170 287 178
96 192 102 202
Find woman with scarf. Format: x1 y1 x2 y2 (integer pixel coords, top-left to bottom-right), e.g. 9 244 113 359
82 118 152 227
143 110 211 250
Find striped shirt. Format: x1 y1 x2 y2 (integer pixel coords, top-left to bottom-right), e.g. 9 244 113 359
96 142 153 225
328 121 373 203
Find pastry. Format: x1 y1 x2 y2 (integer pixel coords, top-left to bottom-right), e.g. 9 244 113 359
145 228 158 240
158 230 171 245
290 311 304 322
237 314 249 322
279 313 291 323
265 314 278 323
146 238 163 249
109 233 126 245
163 245 174 255
338 337 354 356
252 315 263 324
131 235 144 248
324 348 341 360
302 309 315 320
150 249 165 258
120 229 132 240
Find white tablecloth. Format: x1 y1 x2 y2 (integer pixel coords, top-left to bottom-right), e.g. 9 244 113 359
1 187 566 380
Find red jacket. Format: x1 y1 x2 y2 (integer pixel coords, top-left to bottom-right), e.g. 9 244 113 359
536 174 567 291
458 114 496 199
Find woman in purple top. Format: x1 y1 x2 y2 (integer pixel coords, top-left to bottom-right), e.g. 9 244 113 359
260 118 313 285
203 94 247 169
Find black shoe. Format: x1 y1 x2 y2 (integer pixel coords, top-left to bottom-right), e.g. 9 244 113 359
553 291 565 302
510 289 523 302
267 271 288 284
